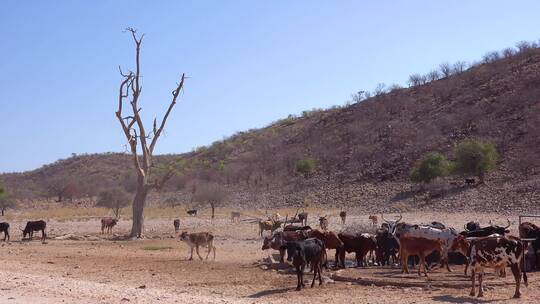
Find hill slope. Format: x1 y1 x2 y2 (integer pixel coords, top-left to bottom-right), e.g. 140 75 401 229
2 47 540 213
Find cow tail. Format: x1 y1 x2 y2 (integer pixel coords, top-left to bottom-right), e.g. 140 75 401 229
521 240 528 287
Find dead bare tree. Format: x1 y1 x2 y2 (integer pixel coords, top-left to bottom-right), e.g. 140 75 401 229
116 28 186 238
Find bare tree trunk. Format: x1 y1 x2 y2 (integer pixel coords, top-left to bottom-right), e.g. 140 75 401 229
211 202 215 220
130 182 148 238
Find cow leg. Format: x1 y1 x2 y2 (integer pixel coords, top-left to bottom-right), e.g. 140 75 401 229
401 253 409 274
311 261 317 288
477 272 484 297
42 230 46 241
205 245 211 260
318 261 323 286
511 263 521 298
339 249 346 268
196 245 203 260
470 268 476 297
212 246 216 260
295 265 302 291
334 249 339 267
464 262 469 276
189 247 194 260
279 248 285 263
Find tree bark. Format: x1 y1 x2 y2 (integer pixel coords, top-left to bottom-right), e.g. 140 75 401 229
130 182 148 238
211 202 215 220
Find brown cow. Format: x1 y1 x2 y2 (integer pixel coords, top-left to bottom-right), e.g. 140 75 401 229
337 233 377 268
101 218 118 234
368 215 378 227
179 231 216 260
258 220 282 237
339 211 347 225
399 237 443 276
307 229 344 267
230 211 241 223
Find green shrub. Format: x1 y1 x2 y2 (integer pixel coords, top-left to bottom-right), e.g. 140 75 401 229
410 152 450 184
296 158 317 177
453 139 498 183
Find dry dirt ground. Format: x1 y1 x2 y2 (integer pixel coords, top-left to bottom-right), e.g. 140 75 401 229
0 210 539 304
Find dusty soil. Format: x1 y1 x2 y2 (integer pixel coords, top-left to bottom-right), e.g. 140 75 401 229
0 210 539 303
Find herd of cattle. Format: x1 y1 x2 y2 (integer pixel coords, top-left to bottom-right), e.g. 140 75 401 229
2 211 540 299
255 213 540 298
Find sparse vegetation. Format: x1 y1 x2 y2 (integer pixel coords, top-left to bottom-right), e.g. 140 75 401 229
410 153 450 185
453 139 498 183
96 188 130 218
295 157 316 178
193 184 227 220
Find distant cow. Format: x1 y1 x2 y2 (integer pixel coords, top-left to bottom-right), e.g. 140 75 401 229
179 231 216 261
187 209 198 216
337 232 377 268
230 211 241 222
22 220 47 241
101 218 118 234
339 211 347 225
262 230 308 263
298 211 308 226
399 237 443 276
368 215 378 227
282 238 325 291
468 236 527 298
173 219 180 233
318 216 329 231
465 178 476 186
0 222 9 241
464 221 481 232
258 220 282 237
307 229 344 267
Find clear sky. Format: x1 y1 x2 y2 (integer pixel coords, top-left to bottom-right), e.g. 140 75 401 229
1 1 539 173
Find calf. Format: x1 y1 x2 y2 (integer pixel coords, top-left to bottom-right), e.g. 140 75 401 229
262 230 307 263
337 232 377 268
339 211 347 225
186 209 198 216
468 236 527 298
0 222 9 241
282 238 325 291
173 219 180 233
318 216 329 231
179 231 216 260
230 211 241 223
307 229 343 267
399 237 443 276
258 220 282 237
22 220 47 241
101 218 118 234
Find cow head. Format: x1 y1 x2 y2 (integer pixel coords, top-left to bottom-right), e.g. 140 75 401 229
179 231 188 241
283 242 305 264
381 213 402 235
464 221 481 231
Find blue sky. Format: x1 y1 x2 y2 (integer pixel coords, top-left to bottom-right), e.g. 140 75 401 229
1 1 539 173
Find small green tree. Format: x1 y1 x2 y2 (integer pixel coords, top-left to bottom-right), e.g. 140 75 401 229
453 139 498 183
0 184 15 216
97 188 130 218
410 152 450 185
296 157 316 178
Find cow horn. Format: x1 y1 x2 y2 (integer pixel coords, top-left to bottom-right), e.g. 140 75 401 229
463 223 467 231
396 213 403 223
381 213 390 223
504 219 511 229
489 220 493 226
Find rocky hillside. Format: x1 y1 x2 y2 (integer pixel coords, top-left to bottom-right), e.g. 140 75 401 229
2 46 540 213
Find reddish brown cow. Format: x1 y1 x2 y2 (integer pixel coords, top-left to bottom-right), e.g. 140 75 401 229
307 229 344 267
101 218 118 234
337 233 377 268
400 237 443 277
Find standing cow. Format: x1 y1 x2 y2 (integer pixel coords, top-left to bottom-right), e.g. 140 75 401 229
179 231 216 261
22 220 47 241
173 219 180 233
282 238 325 291
101 218 118 234
0 222 9 241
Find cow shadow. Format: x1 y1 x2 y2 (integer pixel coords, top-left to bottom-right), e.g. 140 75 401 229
431 295 494 303
247 287 291 298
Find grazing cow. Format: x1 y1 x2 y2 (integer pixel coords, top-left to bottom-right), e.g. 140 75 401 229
101 218 118 234
186 209 198 216
397 224 462 272
464 221 481 232
173 219 180 233
381 213 402 234
339 211 347 225
460 219 511 238
298 211 308 226
22 220 47 241
318 216 329 231
337 233 377 268
468 236 527 298
307 229 344 267
230 211 241 223
369 215 378 227
282 238 325 291
399 237 443 276
179 231 216 260
283 225 312 232
376 228 399 266
258 220 282 237
262 230 308 263
0 222 9 241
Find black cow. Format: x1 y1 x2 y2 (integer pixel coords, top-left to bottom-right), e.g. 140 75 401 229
187 209 197 216
282 238 325 291
375 228 399 266
283 225 312 232
173 219 180 233
22 220 47 241
0 222 9 241
460 220 511 238
464 221 481 232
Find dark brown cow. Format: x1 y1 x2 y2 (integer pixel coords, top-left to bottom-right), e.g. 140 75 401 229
101 218 118 234
468 236 527 298
262 230 307 262
0 222 9 241
22 220 47 241
339 211 347 225
298 212 308 226
337 233 377 268
399 237 443 276
307 229 344 267
282 238 325 291
519 221 540 239
173 219 180 233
